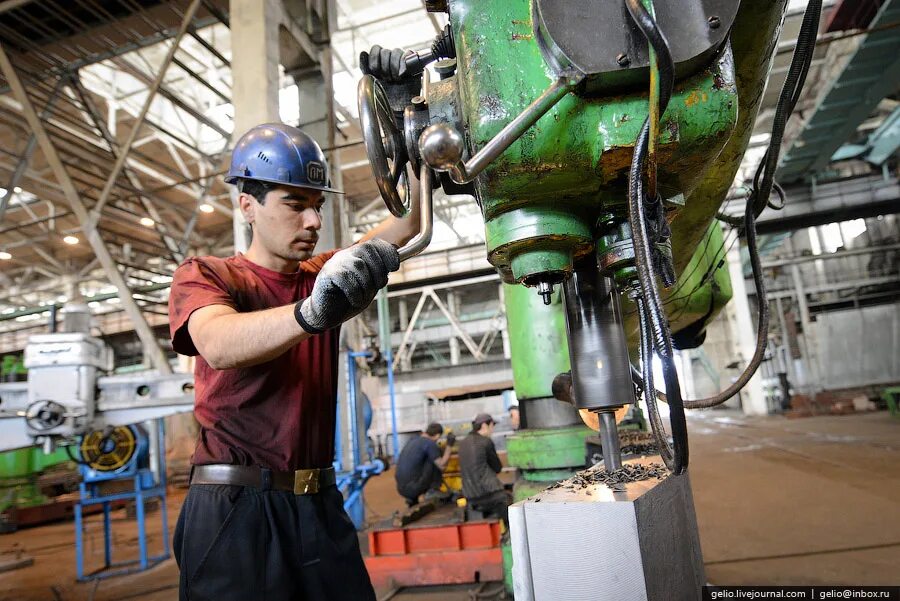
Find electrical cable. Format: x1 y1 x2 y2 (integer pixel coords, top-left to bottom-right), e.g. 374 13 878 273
623 0 824 412
681 0 822 409
636 294 674 470
623 0 689 474
662 225 736 307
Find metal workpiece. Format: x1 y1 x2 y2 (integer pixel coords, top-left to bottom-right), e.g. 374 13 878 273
563 264 635 410
397 166 435 262
597 410 623 471
533 0 739 92
358 74 410 218
509 460 705 601
419 74 582 185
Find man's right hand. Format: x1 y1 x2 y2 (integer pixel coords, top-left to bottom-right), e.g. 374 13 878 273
296 239 400 334
360 45 414 82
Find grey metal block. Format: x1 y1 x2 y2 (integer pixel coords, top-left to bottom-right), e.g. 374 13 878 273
509 458 705 601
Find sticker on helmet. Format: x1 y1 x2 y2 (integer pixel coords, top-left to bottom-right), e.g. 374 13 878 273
307 161 325 185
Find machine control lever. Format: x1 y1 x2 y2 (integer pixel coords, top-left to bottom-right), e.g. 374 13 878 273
419 73 583 184
397 164 434 262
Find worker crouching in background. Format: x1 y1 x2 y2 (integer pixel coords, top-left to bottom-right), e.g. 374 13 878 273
458 413 511 527
395 422 454 506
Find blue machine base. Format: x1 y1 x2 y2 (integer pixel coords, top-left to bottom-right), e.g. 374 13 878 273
74 420 170 582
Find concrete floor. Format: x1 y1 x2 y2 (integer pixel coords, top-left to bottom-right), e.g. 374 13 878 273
1 411 898 600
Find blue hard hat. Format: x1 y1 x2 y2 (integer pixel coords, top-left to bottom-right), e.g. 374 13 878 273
224 123 343 194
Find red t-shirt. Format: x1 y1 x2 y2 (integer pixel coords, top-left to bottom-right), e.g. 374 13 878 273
168 251 340 471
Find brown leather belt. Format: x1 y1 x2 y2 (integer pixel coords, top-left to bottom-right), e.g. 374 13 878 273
190 464 335 495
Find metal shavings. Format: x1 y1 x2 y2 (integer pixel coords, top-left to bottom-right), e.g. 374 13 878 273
618 431 661 456
546 462 669 493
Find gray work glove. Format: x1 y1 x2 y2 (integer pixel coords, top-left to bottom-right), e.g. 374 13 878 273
360 45 414 82
295 239 400 334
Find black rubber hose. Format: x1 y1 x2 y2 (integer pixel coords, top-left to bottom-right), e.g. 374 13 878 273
752 0 823 217
685 0 821 408
631 365 668 403
624 0 688 474
683 186 771 408
637 295 674 470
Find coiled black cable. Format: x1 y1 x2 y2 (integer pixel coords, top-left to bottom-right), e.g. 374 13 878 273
687 0 822 408
636 294 674 470
626 0 822 415
624 0 689 474
752 0 823 218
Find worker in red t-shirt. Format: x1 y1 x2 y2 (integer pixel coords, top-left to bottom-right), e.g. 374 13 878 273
167 117 419 600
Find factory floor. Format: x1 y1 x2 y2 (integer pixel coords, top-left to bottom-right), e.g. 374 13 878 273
1 411 898 600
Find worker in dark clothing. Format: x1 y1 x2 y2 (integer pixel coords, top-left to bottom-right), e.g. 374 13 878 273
508 404 520 430
168 114 420 598
458 413 511 526
394 422 454 506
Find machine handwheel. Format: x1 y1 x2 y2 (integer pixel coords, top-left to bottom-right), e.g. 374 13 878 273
358 74 411 218
80 426 137 472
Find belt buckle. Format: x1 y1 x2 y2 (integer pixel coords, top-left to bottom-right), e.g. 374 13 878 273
293 468 320 495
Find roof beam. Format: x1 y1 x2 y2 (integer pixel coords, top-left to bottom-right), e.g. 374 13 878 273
0 39 172 373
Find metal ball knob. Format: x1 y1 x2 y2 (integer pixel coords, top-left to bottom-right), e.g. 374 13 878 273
419 123 464 171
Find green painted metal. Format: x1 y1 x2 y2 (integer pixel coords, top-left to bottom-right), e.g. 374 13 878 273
0 449 31 479
449 0 740 286
501 539 513 594
520 467 578 483
487 207 592 284
1 355 26 380
502 282 570 401
882 386 900 419
512 478 557 502
0 447 73 513
507 425 593 470
0 447 69 478
671 0 789 279
661 222 733 337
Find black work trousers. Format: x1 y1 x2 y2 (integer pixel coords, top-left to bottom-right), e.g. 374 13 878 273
174 483 375 601
397 464 442 506
470 490 511 527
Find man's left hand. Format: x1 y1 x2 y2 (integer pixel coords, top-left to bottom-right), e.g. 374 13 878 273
296 239 400 334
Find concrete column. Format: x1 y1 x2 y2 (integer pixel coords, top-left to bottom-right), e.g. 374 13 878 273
398 299 410 330
499 284 511 359
447 291 461 365
230 0 281 136
774 296 798 387
293 57 341 252
790 263 818 396
229 0 283 253
680 350 696 400
726 242 767 415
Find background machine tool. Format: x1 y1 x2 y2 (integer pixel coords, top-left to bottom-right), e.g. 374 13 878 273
0 303 193 579
358 0 821 598
0 303 390 576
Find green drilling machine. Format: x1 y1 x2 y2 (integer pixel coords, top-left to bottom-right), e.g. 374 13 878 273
358 0 814 597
